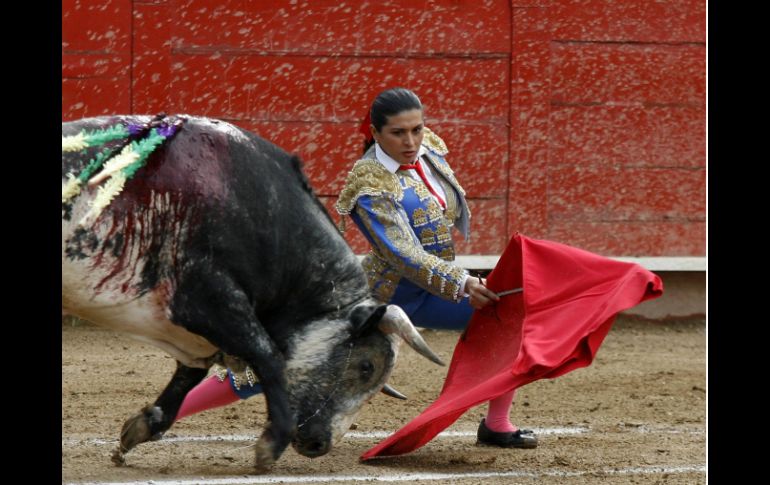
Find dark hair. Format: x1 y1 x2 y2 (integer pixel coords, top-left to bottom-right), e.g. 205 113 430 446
362 88 423 153
370 88 423 131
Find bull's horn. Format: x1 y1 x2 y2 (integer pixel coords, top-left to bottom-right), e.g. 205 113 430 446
378 305 445 366
381 383 407 400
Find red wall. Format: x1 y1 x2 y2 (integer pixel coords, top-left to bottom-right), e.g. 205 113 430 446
62 0 706 257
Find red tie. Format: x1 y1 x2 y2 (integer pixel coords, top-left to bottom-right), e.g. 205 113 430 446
399 159 446 209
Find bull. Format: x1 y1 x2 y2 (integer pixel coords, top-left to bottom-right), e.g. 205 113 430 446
61 114 444 469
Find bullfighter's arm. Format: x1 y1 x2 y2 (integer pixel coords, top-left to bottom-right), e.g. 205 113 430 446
352 194 468 302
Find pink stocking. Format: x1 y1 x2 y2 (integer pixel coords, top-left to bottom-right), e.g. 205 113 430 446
175 375 240 421
484 389 518 433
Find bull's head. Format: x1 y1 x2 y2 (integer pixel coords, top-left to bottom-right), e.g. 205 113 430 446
284 300 443 458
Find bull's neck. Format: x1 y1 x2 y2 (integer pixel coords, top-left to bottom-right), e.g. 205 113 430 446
279 194 370 314
288 250 368 316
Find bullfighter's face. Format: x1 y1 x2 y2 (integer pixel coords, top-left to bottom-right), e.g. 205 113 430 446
371 109 425 165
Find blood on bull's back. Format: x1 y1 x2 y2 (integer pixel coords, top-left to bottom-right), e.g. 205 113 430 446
61 115 241 365
62 115 318 310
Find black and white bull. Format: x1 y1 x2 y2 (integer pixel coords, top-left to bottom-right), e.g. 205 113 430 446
61 115 444 469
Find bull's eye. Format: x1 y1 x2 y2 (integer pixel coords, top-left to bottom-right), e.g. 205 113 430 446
358 360 374 382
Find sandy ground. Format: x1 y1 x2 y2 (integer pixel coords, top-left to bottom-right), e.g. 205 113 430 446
62 316 706 484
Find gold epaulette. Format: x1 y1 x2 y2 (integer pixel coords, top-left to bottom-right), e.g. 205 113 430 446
422 127 448 156
335 159 403 215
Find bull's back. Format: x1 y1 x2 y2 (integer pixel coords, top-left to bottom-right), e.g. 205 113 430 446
61 116 310 345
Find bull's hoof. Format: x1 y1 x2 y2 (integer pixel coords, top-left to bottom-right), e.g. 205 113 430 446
253 427 277 473
111 448 126 466
119 405 163 455
254 440 275 473
253 437 275 472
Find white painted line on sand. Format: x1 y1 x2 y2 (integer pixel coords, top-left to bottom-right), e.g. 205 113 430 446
65 464 706 485
62 424 706 447
627 425 706 435
62 427 588 446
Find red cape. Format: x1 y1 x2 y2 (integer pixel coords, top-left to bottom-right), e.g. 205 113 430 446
361 233 663 459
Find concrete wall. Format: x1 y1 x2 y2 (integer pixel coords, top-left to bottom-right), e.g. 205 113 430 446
63 0 706 260
624 271 705 319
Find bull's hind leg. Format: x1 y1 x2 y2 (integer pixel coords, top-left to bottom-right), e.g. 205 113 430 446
112 362 208 465
169 264 295 472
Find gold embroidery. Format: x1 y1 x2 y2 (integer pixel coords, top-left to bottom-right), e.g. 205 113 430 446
418 266 431 286
404 175 431 200
436 224 451 245
210 363 258 391
352 171 468 302
213 364 228 382
419 228 436 246
362 253 400 302
423 153 466 197
385 225 405 243
422 127 448 156
357 199 465 301
431 273 443 289
411 207 428 226
445 281 459 299
336 159 403 215
426 202 442 223
377 279 396 302
436 177 458 223
448 265 466 280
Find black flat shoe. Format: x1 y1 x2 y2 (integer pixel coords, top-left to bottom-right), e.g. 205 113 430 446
476 418 538 449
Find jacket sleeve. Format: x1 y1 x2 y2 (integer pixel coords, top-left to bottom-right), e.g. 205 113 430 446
352 193 468 302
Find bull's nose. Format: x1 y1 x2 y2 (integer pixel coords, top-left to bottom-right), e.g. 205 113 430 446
296 439 331 458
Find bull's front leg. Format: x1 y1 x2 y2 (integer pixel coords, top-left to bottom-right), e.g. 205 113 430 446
112 362 208 465
241 346 294 471
169 265 295 471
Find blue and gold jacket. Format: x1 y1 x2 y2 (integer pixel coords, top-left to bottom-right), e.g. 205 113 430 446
336 128 471 303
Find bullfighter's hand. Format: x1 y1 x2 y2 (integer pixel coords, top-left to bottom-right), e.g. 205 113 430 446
467 277 500 310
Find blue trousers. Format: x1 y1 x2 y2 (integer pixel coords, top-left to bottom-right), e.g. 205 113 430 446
390 280 474 331
229 372 263 399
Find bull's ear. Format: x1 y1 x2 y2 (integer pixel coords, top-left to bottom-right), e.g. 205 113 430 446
349 303 388 337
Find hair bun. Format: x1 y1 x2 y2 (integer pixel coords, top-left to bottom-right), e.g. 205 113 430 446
359 111 373 144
